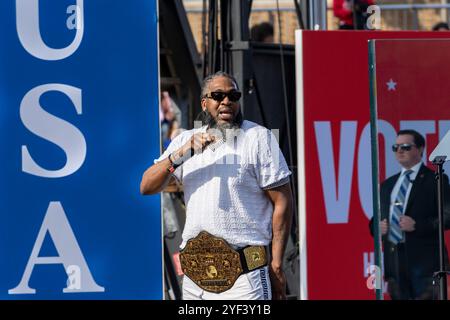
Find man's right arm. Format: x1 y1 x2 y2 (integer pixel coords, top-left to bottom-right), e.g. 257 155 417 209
140 132 215 195
140 156 176 195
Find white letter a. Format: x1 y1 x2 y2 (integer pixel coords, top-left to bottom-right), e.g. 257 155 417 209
8 202 104 294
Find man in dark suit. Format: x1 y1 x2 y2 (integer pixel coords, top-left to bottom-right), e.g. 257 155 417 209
370 129 450 299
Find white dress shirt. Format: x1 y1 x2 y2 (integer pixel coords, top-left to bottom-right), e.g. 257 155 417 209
155 120 292 248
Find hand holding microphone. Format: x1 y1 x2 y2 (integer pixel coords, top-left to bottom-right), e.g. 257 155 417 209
189 132 216 154
170 132 216 167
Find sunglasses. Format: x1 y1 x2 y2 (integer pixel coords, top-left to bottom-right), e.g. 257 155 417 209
392 143 416 152
204 91 242 102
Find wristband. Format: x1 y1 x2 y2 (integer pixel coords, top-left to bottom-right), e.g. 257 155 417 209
167 153 181 173
172 148 194 166
169 153 183 167
166 164 176 173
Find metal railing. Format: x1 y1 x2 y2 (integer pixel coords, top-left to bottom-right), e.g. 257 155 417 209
183 2 450 32
376 3 450 30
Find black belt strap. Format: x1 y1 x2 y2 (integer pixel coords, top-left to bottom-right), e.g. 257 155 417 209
237 245 269 274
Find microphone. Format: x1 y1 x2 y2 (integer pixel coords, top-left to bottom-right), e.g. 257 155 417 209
207 137 224 152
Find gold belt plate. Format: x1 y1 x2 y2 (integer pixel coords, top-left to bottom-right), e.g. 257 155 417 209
179 231 242 293
243 245 267 271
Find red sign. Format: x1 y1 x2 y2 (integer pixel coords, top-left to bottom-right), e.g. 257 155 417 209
295 31 450 299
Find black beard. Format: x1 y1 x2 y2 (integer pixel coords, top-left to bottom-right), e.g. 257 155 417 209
197 109 243 141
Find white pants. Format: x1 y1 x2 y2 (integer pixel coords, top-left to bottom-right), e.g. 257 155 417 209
182 266 271 300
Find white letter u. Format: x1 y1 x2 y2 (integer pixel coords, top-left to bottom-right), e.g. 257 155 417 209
16 0 84 61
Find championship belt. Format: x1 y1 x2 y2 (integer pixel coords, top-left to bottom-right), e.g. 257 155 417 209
179 231 268 293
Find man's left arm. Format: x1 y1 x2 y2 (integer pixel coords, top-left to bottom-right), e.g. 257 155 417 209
265 182 293 300
412 174 450 235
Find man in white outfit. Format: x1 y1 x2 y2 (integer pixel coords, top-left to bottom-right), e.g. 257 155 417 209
140 71 293 300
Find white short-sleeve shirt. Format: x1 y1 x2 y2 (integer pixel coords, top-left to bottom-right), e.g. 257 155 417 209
155 120 291 248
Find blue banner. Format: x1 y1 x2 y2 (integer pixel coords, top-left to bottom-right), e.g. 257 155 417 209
0 0 161 299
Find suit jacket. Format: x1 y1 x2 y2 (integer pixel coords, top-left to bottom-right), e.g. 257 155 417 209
370 164 450 280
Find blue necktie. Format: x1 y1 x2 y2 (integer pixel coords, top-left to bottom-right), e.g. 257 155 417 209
388 170 413 245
